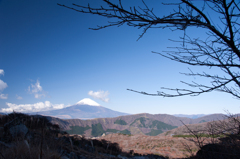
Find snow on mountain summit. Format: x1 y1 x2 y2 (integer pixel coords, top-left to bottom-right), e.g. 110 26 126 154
76 98 100 106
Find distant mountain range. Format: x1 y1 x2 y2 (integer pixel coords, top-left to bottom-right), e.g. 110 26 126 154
173 114 208 119
35 98 129 119
47 113 229 137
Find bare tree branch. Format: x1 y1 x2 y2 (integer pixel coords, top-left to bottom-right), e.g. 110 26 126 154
58 0 240 99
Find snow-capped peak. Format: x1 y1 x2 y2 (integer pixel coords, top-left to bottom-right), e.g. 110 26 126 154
76 98 100 106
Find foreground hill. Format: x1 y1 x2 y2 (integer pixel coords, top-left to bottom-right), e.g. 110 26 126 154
47 113 230 137
98 133 202 158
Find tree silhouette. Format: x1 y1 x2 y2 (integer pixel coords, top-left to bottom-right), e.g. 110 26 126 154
58 0 240 98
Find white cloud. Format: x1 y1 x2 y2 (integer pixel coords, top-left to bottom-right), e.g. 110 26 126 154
0 70 8 100
29 80 42 93
0 94 8 99
28 80 46 99
16 95 23 100
1 101 65 113
0 80 7 91
0 69 4 76
88 90 109 102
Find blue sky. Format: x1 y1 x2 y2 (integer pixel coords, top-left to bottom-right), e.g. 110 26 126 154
0 0 240 115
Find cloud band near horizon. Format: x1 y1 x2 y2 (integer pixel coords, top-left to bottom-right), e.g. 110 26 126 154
1 101 65 113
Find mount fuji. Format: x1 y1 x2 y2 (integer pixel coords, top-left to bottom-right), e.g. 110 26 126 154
76 98 101 106
36 98 129 119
